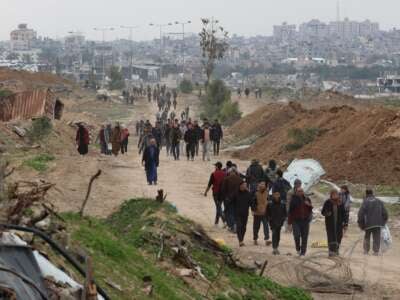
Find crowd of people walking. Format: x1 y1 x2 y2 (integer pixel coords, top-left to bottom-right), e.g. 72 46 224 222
205 159 389 257
76 83 390 259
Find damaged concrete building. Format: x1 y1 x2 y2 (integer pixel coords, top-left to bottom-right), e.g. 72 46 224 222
0 89 64 122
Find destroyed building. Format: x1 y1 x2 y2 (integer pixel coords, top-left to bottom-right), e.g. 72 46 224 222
0 89 64 122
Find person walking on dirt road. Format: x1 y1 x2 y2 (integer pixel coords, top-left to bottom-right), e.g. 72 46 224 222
358 189 388 255
76 123 89 156
184 123 197 161
170 121 182 160
246 159 265 195
252 181 270 245
232 181 253 247
265 160 279 184
288 188 313 256
267 191 287 255
272 169 292 205
120 125 130 155
221 166 242 232
285 179 302 232
201 123 212 161
321 190 348 256
211 119 223 156
111 123 122 156
193 120 203 157
340 185 352 230
142 138 160 185
204 162 226 226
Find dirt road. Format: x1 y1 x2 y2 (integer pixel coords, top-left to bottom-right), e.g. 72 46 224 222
49 92 400 299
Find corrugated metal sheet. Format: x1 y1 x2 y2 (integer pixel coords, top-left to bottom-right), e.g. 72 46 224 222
0 89 56 122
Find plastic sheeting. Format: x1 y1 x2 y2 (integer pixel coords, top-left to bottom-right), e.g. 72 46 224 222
0 245 48 299
283 159 326 192
0 233 104 300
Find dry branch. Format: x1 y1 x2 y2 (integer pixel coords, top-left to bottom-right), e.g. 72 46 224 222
79 170 102 217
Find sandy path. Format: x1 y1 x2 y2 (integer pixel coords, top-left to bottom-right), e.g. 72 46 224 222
50 92 400 299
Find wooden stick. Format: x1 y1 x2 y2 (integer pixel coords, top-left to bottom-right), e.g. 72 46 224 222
259 260 268 277
79 170 102 217
42 203 66 222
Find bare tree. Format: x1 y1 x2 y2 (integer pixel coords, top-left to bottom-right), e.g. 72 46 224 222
199 18 229 85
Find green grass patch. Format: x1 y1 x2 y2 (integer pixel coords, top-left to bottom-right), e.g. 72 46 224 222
23 153 55 172
285 127 325 152
62 199 311 300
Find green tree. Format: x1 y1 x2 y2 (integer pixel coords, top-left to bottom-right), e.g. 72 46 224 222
179 79 193 93
108 66 125 90
199 18 229 85
201 80 241 125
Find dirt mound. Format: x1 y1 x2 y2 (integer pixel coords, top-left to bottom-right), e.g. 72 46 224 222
0 68 71 92
229 102 400 185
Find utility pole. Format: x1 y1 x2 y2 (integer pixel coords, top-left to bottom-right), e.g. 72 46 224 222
121 25 139 80
174 21 191 74
149 22 173 81
93 27 114 88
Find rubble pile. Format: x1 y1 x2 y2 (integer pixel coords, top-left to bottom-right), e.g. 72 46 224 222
0 179 105 299
229 101 400 185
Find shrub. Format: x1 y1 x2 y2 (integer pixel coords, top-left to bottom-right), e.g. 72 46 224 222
284 127 321 152
23 153 55 172
27 117 53 142
201 80 242 125
179 79 193 93
0 89 13 98
219 101 242 125
108 66 125 90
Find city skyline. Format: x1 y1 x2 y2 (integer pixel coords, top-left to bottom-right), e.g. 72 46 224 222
1 0 400 42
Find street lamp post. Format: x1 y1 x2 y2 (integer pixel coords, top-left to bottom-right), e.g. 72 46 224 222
93 27 115 87
121 25 139 80
174 21 191 74
149 22 173 80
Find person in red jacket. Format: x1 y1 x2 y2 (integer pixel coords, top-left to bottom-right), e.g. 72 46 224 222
76 123 89 155
288 188 313 256
204 162 226 225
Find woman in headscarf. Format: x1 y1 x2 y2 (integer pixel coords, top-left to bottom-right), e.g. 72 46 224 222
76 123 89 155
321 190 348 256
111 123 122 156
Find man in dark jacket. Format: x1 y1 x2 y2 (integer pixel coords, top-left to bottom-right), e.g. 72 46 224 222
322 190 348 256
152 122 163 149
211 119 223 156
272 169 292 204
184 123 197 161
358 189 389 255
267 191 287 255
193 120 203 157
288 188 313 256
246 159 265 195
164 121 172 156
232 181 253 246
204 162 226 225
220 167 242 232
142 138 160 185
170 121 182 160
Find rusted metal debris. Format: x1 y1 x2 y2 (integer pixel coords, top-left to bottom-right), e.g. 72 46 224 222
0 89 64 122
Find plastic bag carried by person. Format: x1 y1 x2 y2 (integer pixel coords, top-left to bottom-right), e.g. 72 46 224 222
381 225 392 253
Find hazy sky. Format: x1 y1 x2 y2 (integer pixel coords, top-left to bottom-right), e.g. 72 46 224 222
1 0 399 41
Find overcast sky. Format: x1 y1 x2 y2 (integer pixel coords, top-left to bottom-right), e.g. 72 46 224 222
1 0 399 41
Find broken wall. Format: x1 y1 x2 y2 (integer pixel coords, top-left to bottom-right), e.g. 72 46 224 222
0 89 61 122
